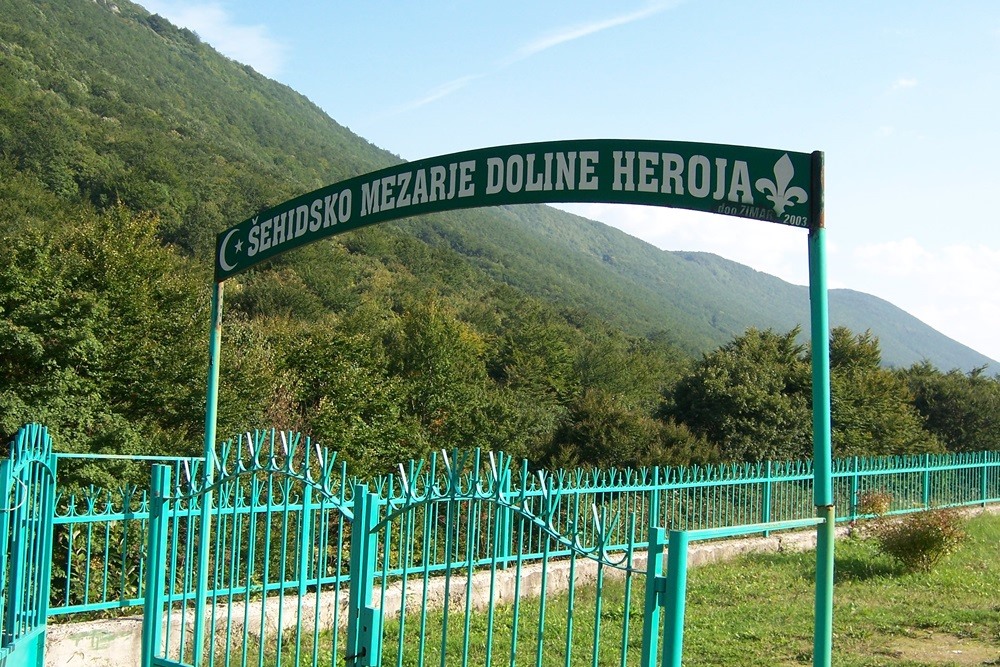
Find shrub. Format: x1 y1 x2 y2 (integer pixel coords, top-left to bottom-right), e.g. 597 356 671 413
857 490 893 517
875 508 967 572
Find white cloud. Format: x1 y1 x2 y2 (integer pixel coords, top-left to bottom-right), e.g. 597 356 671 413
141 1 287 77
555 203 811 286
508 1 679 64
383 75 483 117
851 239 1000 361
889 77 918 92
555 211 1000 362
395 2 679 114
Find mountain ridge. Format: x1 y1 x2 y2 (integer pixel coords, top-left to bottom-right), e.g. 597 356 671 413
1 0 994 375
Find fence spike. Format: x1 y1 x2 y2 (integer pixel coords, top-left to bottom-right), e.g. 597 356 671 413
488 451 498 482
398 462 411 499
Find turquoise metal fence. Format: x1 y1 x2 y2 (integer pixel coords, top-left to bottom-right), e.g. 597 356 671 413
4 423 1000 667
41 442 1000 621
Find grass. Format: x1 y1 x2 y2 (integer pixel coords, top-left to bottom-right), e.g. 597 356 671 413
265 512 1000 667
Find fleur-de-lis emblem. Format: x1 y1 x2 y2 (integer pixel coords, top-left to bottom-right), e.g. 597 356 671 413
755 154 808 216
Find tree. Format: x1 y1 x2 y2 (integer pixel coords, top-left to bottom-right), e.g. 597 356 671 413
827 328 940 456
664 328 812 461
900 362 1000 452
0 205 209 486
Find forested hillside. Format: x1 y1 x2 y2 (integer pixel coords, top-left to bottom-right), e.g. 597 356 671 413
1 0 998 488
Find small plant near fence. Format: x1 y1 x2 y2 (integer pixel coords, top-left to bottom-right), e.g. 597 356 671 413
874 508 967 572
857 490 893 517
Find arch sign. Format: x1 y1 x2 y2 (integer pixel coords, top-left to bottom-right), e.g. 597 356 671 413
206 139 833 667
215 139 819 281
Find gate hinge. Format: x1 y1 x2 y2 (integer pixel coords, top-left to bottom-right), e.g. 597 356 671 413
653 575 670 607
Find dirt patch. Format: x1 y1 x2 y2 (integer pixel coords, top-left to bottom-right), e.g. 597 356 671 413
881 632 1000 665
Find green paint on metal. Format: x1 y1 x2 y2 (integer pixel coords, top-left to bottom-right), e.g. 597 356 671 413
140 464 170 667
813 506 836 667
662 530 690 667
215 139 816 281
5 426 1000 667
807 151 833 667
0 425 57 667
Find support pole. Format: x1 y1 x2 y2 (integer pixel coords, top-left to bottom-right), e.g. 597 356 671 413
807 151 834 667
662 530 690 667
203 280 225 464
194 280 223 665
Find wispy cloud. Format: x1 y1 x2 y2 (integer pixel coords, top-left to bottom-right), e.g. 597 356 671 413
382 75 483 116
142 1 287 78
889 77 918 92
507 1 680 64
391 1 678 116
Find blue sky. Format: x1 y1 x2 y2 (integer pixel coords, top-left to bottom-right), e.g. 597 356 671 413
142 0 1000 364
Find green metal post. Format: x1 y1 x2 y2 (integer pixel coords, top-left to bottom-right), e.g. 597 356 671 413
761 461 773 536
921 453 932 508
203 280 224 464
662 531 690 667
141 465 171 667
639 486 663 667
0 459 11 646
193 280 223 665
347 484 381 667
808 150 834 667
34 452 56 659
848 457 859 522
640 526 665 667
981 452 989 507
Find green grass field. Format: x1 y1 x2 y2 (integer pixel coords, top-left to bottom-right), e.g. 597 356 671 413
272 512 1000 667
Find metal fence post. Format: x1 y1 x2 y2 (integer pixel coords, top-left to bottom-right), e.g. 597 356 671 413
848 456 859 522
639 487 663 667
662 530 690 667
0 459 14 648
922 453 932 508
761 461 772 536
141 464 171 667
347 484 382 667
981 451 989 507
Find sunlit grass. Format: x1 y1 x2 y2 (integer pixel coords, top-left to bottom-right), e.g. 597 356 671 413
264 512 1000 666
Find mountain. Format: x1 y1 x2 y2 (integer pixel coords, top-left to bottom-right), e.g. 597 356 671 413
0 0 993 377
397 204 996 372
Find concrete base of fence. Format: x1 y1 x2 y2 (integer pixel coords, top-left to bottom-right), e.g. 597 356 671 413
45 522 857 667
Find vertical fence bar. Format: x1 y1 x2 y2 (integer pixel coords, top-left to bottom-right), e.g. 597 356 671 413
0 459 12 649
761 462 772 536
848 457 859 522
922 453 931 508
982 452 989 507
295 479 314 666
34 452 57 644
141 465 171 667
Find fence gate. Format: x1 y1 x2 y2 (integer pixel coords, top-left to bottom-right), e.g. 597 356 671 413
141 429 356 667
352 449 658 667
0 424 57 667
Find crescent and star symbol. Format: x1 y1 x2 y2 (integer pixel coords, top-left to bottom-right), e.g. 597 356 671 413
218 228 243 273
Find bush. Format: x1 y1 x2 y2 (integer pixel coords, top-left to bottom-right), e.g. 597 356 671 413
857 490 893 517
875 508 967 572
